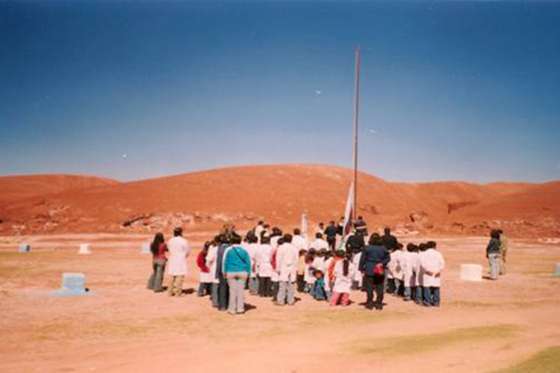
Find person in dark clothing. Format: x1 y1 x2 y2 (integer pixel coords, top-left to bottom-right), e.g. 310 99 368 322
325 221 338 251
214 235 230 311
336 216 345 236
147 232 168 293
359 233 390 310
486 229 502 280
345 231 365 255
381 227 398 252
354 216 368 236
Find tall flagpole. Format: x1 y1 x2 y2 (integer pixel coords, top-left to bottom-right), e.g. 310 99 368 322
352 46 361 221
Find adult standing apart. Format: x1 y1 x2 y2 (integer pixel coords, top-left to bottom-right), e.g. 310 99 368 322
147 232 168 293
276 234 299 306
167 227 191 297
486 230 502 280
498 229 509 275
359 234 390 310
223 236 251 315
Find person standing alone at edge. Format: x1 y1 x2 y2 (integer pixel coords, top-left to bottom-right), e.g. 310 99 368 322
223 236 251 315
167 227 191 297
497 229 509 275
147 232 168 293
486 230 501 280
359 234 390 310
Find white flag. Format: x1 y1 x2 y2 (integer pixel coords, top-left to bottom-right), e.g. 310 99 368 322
343 182 354 236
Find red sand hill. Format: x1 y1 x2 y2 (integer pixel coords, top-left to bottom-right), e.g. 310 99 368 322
0 174 119 206
0 165 558 238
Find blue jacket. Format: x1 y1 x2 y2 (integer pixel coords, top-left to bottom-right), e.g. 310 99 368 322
223 245 251 274
359 245 390 276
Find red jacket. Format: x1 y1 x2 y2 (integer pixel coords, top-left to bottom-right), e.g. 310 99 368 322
197 251 209 273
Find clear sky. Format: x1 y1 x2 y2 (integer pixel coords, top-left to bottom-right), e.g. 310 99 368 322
1 1 559 183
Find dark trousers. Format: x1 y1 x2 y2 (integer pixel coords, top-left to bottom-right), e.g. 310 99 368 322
271 281 279 301
197 282 212 297
363 274 385 308
147 261 166 292
327 236 336 251
296 274 305 292
386 278 396 294
258 276 272 297
423 286 440 306
217 275 229 311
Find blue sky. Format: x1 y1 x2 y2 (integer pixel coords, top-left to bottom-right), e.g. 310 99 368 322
1 1 559 182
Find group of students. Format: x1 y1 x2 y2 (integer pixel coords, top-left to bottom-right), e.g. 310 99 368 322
146 218 447 315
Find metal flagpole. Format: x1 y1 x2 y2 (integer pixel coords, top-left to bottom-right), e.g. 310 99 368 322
352 46 361 221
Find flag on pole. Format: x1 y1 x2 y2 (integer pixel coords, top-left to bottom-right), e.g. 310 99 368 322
301 212 308 241
343 182 354 236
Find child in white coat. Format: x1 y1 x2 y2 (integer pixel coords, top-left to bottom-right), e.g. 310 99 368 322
330 253 355 306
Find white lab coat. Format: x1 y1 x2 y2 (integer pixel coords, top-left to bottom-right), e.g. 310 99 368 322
292 235 308 252
420 248 445 287
390 250 406 281
255 225 264 243
310 238 329 251
401 251 415 287
246 242 259 278
276 243 299 282
333 260 355 293
205 244 219 284
352 252 363 285
410 251 421 287
167 236 191 276
256 243 274 278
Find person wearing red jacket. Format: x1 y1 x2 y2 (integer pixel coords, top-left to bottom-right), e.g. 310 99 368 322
197 241 212 297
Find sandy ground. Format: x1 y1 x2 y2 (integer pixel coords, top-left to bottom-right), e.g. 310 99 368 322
1 234 559 373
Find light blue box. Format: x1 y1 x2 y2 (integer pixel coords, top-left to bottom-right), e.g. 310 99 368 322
18 243 30 253
52 273 91 297
555 263 560 277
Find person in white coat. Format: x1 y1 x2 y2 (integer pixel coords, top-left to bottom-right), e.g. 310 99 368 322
351 250 363 290
256 236 274 297
390 243 406 297
401 243 417 301
310 233 329 252
206 238 220 308
419 241 445 307
245 235 260 295
275 234 299 305
167 227 191 297
292 228 308 252
330 253 355 306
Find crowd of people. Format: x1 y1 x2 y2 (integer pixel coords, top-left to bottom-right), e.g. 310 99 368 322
146 217 449 315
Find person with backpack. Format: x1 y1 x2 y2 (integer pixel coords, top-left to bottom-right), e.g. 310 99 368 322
223 235 251 315
359 233 390 310
147 232 168 293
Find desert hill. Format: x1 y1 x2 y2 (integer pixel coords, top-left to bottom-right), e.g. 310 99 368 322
0 165 558 238
0 174 119 206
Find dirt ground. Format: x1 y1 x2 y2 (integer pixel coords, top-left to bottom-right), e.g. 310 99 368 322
0 233 559 373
